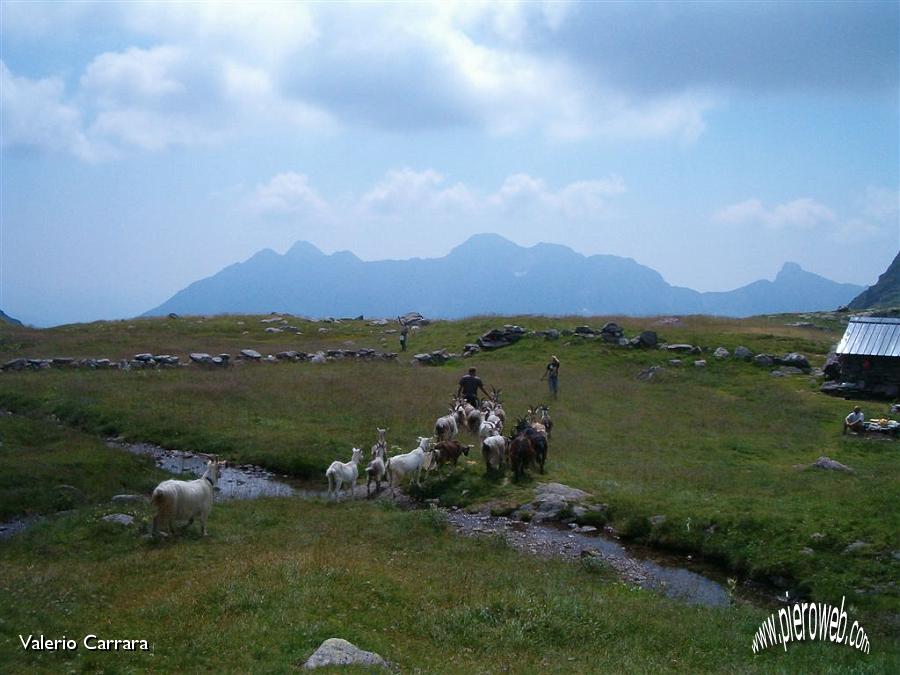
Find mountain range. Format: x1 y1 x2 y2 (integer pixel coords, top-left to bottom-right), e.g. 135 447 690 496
144 234 865 319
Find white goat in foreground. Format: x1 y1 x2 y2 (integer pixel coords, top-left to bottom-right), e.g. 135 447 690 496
326 447 363 501
151 459 224 537
385 436 432 497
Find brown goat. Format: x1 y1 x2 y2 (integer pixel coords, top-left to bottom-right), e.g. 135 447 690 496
433 440 471 469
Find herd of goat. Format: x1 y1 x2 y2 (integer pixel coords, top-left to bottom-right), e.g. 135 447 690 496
149 391 554 535
325 390 553 501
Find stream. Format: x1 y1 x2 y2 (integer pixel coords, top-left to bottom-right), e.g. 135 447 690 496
99 440 773 609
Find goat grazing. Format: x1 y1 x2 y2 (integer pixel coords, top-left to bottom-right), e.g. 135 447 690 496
385 436 432 496
326 447 363 501
151 459 224 537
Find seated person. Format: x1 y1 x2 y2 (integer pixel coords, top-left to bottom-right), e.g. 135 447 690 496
843 406 865 434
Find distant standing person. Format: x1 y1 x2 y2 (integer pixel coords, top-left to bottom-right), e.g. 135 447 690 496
843 406 865 434
541 355 560 398
399 324 409 352
457 367 490 407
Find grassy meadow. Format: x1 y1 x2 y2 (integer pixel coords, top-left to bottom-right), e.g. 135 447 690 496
1 313 898 672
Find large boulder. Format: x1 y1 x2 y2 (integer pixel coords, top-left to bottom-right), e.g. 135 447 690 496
733 346 753 360
303 638 389 670
478 325 526 350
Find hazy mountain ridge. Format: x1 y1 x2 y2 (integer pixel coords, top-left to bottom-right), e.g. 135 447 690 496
849 252 900 310
144 234 864 319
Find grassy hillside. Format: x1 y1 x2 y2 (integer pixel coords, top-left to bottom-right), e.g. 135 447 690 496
1 313 897 671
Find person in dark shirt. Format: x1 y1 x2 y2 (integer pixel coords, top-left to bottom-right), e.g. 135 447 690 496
457 367 490 406
541 355 560 398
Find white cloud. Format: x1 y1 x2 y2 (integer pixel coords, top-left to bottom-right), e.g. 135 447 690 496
714 197 836 229
251 173 328 218
1 2 721 161
0 61 96 159
251 167 625 236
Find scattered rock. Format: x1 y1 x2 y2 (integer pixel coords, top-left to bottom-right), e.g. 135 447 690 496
302 638 389 670
1 358 27 371
167 313 180 319
713 347 729 359
668 359 682 366
413 349 453 366
599 322 625 343
637 365 664 381
694 359 707 367
811 456 854 473
800 547 815 556
753 354 775 367
573 525 598 534
190 353 213 365
264 327 283 333
462 343 481 357
102 513 135 527
810 532 826 542
666 344 698 353
111 494 147 504
843 541 870 556
535 328 560 341
398 311 429 327
309 353 327 364
633 331 658 348
240 349 262 360
733 346 752 360
776 353 810 370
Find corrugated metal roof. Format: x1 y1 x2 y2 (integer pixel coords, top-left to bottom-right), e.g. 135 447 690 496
836 316 900 357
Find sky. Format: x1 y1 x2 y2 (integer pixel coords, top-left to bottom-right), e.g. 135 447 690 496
1 1 898 327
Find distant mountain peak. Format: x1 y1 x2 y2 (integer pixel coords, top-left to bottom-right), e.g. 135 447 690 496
775 261 805 280
285 241 324 258
142 234 865 319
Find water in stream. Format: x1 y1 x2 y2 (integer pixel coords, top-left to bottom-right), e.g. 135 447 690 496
108 440 761 608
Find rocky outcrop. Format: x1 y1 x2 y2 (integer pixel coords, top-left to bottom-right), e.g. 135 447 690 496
478 325 526 350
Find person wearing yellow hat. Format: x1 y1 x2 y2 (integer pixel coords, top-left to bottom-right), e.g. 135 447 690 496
541 355 560 398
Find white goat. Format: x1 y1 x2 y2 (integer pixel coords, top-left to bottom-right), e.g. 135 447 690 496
326 447 363 501
151 459 224 537
366 442 388 497
479 419 500 441
482 435 508 472
434 411 459 442
385 436 432 496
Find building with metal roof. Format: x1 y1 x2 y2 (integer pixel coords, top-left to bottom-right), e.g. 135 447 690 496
833 316 900 397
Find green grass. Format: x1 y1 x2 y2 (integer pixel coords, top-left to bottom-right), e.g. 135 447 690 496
0 312 897 669
1 499 896 673
0 414 170 520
